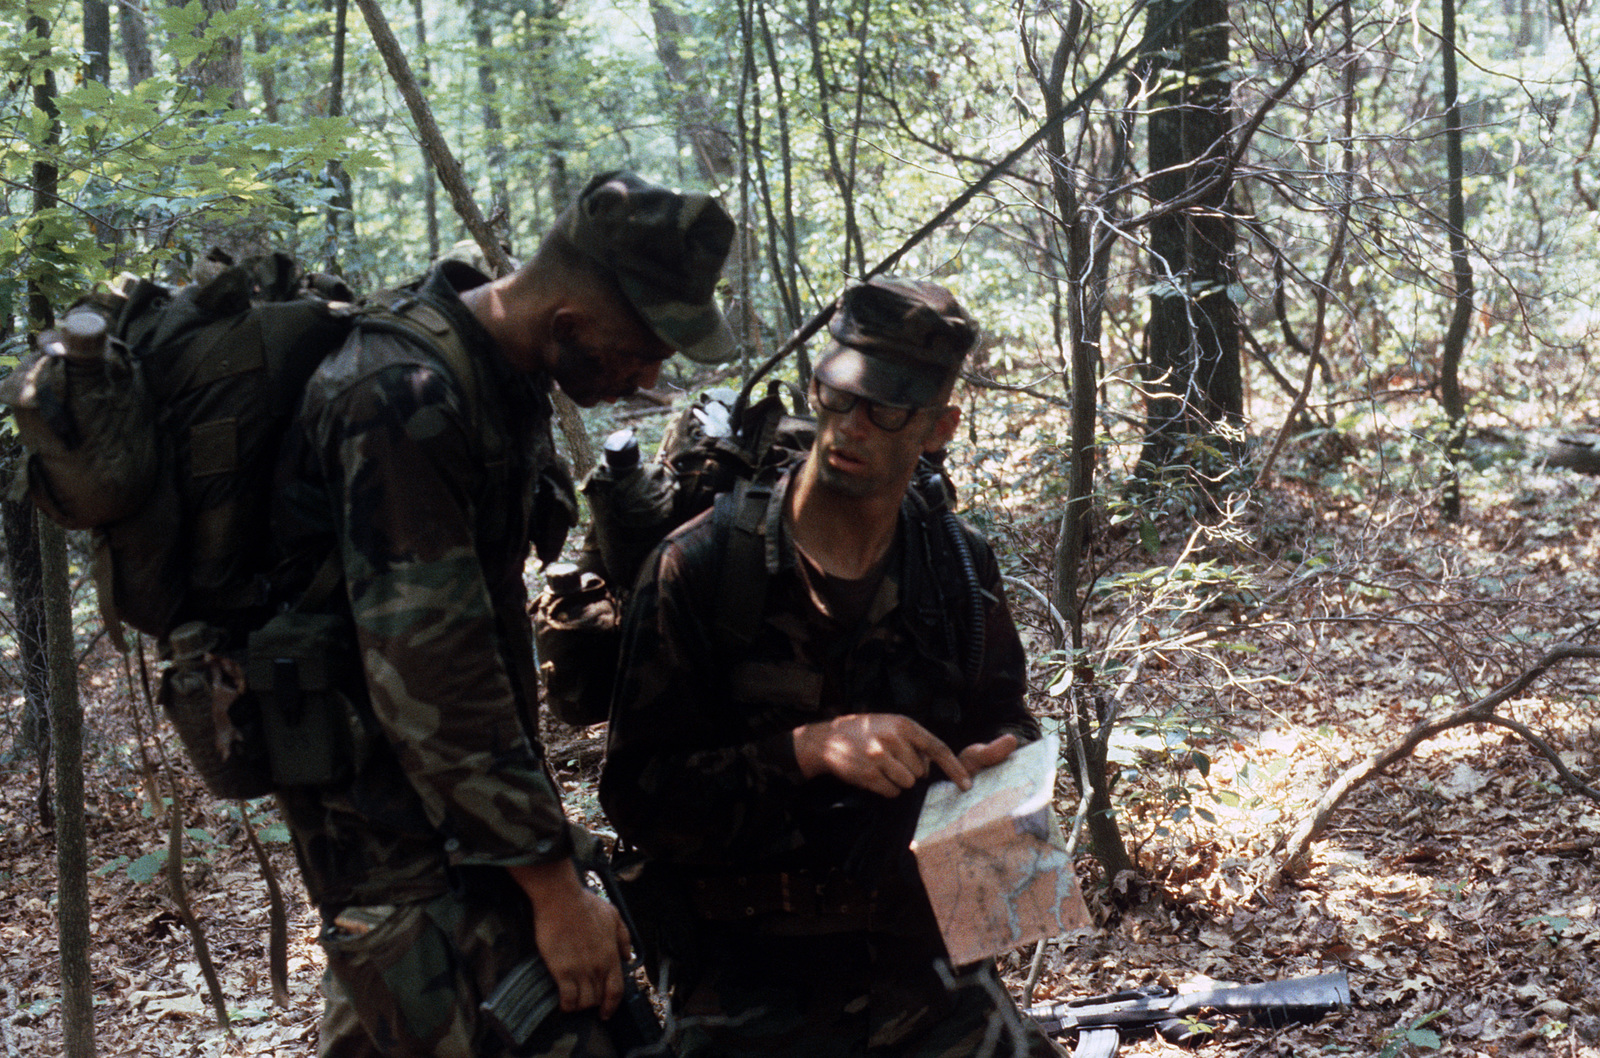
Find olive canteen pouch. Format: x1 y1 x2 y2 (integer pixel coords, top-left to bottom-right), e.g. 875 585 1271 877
247 612 357 787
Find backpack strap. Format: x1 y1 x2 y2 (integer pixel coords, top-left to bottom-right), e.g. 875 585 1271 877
709 478 775 652
354 294 504 469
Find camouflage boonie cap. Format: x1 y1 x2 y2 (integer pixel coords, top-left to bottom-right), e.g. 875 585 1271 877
814 277 978 408
566 171 737 364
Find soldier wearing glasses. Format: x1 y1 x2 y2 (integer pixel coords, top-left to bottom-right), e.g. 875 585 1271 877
601 278 1064 1057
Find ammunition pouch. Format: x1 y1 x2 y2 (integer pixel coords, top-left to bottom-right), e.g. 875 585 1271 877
158 623 272 800
246 611 361 787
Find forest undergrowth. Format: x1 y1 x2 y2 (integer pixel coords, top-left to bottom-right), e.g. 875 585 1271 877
1 400 1597 1058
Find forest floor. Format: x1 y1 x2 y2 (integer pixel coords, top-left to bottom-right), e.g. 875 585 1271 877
0 399 1597 1058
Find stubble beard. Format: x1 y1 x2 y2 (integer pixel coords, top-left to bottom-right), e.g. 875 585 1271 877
811 456 879 499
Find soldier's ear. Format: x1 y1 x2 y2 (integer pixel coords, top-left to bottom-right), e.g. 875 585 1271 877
550 306 584 344
924 404 960 454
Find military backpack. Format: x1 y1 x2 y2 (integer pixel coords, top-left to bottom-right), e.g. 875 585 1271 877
0 252 490 799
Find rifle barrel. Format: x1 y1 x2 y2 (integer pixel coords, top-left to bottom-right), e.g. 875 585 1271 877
1169 971 1351 1027
1026 970 1350 1036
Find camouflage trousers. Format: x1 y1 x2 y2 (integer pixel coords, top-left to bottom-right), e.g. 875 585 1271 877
316 877 621 1058
664 928 1066 1058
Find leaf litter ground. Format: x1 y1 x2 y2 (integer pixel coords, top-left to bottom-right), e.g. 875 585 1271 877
0 411 1596 1057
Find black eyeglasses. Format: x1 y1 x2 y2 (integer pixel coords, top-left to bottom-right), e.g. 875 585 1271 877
813 381 919 432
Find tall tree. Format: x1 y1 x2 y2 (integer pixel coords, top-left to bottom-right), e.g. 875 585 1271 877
1 466 48 797
650 0 736 183
29 15 95 1052
410 0 441 260
1138 0 1242 479
44 512 93 1058
522 0 574 211
468 0 510 221
1028 2 1135 882
650 0 757 350
119 0 154 86
83 1 111 86
325 0 356 271
178 0 271 263
1438 0 1472 521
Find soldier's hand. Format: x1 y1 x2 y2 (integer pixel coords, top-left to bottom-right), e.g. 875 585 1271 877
793 713 972 796
957 733 1019 775
508 860 631 1017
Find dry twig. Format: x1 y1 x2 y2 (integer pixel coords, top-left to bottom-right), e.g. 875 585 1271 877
1274 643 1600 881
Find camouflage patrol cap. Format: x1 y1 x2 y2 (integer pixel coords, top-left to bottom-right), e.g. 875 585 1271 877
566 170 736 364
813 277 978 408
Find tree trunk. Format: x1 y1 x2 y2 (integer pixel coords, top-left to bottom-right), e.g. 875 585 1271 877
84 0 118 255
524 0 573 212
255 24 280 123
176 0 272 263
31 15 95 1054
2 443 50 809
651 0 756 353
1033 4 1134 884
650 0 736 182
468 0 510 222
119 0 154 86
409 0 440 260
1138 0 1242 480
179 0 246 109
44 518 94 1058
82 1 111 86
324 0 355 272
1439 0 1472 522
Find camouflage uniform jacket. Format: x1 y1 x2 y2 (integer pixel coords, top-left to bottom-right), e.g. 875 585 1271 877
272 263 577 910
601 463 1038 918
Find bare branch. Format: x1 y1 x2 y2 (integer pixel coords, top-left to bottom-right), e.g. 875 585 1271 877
1274 644 1600 882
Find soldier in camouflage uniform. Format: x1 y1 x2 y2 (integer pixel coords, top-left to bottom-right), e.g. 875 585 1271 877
600 278 1066 1057
270 171 735 1058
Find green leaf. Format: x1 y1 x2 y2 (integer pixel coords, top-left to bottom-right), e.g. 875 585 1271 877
1405 1028 1442 1048
95 856 130 877
127 850 169 885
1137 519 1160 555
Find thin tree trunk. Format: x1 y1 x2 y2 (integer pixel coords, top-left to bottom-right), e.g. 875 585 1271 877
325 0 355 272
1035 3 1133 883
650 0 735 181
527 0 573 211
45 518 94 1057
32 18 93 1049
255 24 280 123
2 457 49 792
409 0 440 260
468 0 510 221
1439 0 1472 522
179 0 270 261
650 0 752 351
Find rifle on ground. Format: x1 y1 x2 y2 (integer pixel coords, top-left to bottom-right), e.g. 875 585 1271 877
1026 971 1350 1058
481 827 670 1055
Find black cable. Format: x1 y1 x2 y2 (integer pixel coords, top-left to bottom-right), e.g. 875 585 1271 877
941 508 986 690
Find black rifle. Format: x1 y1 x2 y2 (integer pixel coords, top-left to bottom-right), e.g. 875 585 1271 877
481 827 670 1056
1026 971 1350 1058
